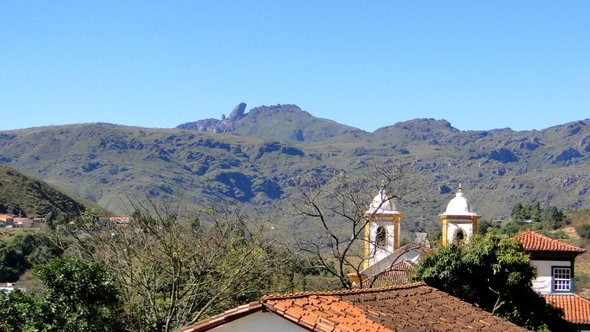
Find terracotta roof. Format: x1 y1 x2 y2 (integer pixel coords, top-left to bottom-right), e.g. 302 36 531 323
544 294 590 325
181 282 527 331
360 243 432 278
109 216 131 223
513 231 586 253
264 294 389 331
362 260 417 288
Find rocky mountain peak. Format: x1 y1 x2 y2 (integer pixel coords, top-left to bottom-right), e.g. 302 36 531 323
228 102 247 121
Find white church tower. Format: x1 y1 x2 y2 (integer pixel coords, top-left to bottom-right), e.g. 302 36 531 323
439 183 481 247
363 188 403 269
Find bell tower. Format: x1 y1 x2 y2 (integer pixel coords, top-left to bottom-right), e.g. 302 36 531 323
363 188 403 269
439 183 481 247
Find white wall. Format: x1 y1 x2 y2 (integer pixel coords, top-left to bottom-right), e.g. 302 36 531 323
210 311 307 332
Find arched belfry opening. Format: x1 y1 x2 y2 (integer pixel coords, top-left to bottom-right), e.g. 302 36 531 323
375 226 387 248
452 228 466 244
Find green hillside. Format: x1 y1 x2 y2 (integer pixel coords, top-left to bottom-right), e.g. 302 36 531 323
0 106 589 232
0 164 88 217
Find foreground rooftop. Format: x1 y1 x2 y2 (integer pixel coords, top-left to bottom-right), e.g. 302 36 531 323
180 282 527 331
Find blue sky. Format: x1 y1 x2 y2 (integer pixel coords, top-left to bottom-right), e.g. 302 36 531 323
1 1 588 132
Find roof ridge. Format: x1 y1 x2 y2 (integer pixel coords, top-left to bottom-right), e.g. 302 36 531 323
260 281 426 301
544 293 590 299
178 301 262 332
514 230 586 252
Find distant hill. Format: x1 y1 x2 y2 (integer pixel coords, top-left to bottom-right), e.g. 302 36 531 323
177 103 367 142
1 105 590 235
0 164 87 217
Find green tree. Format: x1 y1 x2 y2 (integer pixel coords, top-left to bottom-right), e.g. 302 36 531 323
0 256 124 332
511 202 525 222
0 232 62 282
531 202 542 223
411 233 569 331
541 206 566 229
576 223 590 245
0 288 38 331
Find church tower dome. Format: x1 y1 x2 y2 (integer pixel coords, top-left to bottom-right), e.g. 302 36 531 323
439 184 481 246
446 191 473 215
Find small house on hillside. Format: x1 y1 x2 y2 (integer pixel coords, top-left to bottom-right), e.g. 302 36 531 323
179 282 527 332
514 231 586 294
513 231 590 329
109 216 131 226
0 214 14 227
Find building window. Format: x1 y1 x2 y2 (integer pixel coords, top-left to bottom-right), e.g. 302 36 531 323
376 226 387 247
552 267 572 292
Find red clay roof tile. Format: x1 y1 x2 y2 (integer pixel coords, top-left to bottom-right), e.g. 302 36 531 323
361 260 417 288
544 294 590 324
180 283 528 331
513 231 586 253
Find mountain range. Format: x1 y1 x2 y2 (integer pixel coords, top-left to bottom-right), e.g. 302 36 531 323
0 103 589 233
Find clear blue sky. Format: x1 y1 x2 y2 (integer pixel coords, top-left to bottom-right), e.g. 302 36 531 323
1 1 588 132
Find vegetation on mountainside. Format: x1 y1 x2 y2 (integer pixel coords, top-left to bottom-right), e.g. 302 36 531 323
411 233 569 331
480 202 569 236
573 210 590 244
1 108 590 229
0 164 88 217
1 106 590 329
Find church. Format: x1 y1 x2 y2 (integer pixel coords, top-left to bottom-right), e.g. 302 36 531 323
180 184 590 331
358 183 590 330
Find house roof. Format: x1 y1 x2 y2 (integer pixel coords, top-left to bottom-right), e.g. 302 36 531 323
179 302 263 331
362 259 417 288
360 243 431 278
513 231 586 253
544 294 590 325
180 282 527 331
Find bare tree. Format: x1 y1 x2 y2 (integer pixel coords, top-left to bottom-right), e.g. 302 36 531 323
290 163 416 289
63 200 297 332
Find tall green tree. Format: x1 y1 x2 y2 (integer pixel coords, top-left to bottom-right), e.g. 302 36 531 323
0 256 124 332
411 233 569 331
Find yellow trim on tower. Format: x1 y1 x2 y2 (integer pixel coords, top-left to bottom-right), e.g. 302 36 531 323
363 217 370 270
441 217 448 247
393 217 400 251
